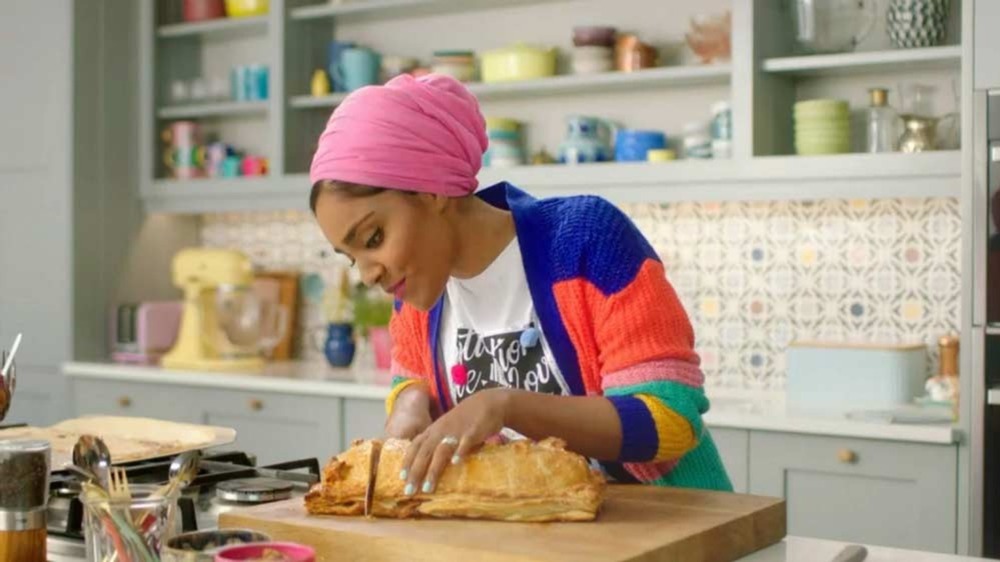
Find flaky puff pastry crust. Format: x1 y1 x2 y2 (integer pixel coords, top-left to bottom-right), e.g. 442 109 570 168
304 439 379 516
306 437 605 522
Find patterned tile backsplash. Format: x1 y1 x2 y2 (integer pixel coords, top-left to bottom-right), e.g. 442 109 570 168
200 197 961 390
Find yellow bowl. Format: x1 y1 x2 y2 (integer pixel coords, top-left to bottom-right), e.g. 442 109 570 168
480 44 557 83
226 0 268 17
485 117 522 133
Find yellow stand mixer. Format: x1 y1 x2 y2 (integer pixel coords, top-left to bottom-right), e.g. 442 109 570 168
162 248 270 372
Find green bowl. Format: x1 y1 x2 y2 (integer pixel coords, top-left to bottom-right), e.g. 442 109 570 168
794 99 849 113
796 140 851 155
795 122 851 133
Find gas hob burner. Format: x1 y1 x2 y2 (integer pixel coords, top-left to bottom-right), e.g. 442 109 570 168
215 477 294 504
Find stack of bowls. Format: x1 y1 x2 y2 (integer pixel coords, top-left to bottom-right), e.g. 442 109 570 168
887 0 950 48
484 117 525 168
572 26 616 75
794 99 851 155
431 50 476 82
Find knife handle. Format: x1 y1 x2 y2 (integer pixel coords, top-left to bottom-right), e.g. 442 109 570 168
830 545 868 562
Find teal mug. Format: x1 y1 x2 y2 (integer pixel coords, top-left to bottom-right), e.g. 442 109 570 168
333 47 382 92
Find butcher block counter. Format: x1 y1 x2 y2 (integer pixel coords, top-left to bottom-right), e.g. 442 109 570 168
220 485 786 562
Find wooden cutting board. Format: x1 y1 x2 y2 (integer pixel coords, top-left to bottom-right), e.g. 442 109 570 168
220 485 786 562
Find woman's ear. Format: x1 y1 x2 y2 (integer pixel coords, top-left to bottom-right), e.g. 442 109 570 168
415 192 452 214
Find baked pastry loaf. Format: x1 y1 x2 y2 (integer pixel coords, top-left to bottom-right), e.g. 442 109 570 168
306 437 605 522
304 439 379 516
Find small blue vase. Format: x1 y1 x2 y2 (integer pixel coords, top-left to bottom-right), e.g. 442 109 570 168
324 322 356 367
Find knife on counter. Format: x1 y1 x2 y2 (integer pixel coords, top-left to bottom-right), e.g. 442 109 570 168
830 545 868 562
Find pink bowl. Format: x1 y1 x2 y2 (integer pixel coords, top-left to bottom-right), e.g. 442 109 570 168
214 542 316 562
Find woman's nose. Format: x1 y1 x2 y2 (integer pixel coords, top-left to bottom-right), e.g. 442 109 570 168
359 260 384 288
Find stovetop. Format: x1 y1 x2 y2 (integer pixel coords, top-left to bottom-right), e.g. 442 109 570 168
45 449 320 561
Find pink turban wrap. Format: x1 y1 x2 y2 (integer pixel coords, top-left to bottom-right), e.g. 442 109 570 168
308 73 488 197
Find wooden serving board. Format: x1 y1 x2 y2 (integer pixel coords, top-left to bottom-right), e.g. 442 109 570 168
0 416 236 468
221 485 786 562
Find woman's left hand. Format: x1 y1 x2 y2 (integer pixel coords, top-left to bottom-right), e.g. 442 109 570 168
399 388 512 496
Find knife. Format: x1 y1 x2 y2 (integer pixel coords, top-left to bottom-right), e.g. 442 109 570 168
364 443 377 517
830 545 867 562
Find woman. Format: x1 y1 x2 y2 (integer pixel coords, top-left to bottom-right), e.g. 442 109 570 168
309 73 731 498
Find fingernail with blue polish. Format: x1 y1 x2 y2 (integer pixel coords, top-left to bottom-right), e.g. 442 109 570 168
422 480 434 494
451 455 461 465
399 469 407 481
404 483 415 496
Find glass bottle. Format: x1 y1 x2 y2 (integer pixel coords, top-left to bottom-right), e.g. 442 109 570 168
866 87 899 153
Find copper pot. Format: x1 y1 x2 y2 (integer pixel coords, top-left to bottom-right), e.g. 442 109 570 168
615 34 658 72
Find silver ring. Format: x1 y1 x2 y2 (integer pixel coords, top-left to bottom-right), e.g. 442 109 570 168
441 435 459 447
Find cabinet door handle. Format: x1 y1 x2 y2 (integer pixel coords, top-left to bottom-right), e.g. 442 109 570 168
837 449 858 464
118 396 132 408
249 398 264 412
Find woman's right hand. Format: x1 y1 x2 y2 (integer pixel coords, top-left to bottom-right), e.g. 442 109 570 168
384 384 433 439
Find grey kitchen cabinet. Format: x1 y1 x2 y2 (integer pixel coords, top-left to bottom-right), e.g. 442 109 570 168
749 431 957 553
0 1 156 429
71 379 344 465
72 378 201 423
708 427 749 493
7 368 69 427
975 0 1000 89
194 389 342 466
343 398 387 446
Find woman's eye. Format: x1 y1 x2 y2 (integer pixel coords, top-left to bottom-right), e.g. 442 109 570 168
365 228 383 250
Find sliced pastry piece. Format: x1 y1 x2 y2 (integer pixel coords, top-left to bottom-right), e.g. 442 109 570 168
305 438 380 516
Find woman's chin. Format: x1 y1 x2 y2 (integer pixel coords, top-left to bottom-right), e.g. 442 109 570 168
404 284 445 312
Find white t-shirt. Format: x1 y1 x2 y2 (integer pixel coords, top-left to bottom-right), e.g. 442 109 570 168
440 238 570 421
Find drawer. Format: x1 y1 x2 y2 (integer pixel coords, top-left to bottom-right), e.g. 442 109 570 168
749 431 957 553
194 389 341 465
343 398 386 446
72 378 199 423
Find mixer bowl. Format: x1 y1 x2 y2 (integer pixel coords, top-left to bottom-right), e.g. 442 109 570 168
213 285 287 358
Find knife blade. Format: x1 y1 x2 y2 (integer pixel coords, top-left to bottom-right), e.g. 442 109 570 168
364 442 377 517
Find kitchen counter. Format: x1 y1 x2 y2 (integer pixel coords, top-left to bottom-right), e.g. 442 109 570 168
63 361 960 444
740 537 989 561
63 360 393 400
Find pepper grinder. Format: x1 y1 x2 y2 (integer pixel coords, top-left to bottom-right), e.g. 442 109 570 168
0 439 50 562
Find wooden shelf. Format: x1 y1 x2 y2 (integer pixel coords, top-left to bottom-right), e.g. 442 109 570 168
144 177 307 213
157 15 267 39
289 65 731 109
157 101 269 119
290 0 557 22
290 94 349 109
762 46 961 77
143 151 960 213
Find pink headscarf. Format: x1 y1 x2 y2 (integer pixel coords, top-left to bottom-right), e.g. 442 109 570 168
308 74 488 196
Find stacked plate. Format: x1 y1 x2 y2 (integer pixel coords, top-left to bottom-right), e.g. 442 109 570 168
794 99 851 155
887 0 950 48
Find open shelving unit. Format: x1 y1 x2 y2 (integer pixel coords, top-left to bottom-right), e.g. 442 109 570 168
141 0 965 214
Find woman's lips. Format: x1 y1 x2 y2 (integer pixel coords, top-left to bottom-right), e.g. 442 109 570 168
388 279 406 299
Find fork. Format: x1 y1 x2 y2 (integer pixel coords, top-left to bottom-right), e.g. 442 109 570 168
109 467 132 503
106 468 160 562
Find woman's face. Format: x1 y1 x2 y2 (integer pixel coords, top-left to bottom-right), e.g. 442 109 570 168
314 187 456 311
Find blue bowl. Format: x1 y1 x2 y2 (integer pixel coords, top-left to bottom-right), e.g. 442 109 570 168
615 129 667 162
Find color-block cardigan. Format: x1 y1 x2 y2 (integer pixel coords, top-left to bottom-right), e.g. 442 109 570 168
386 182 732 491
